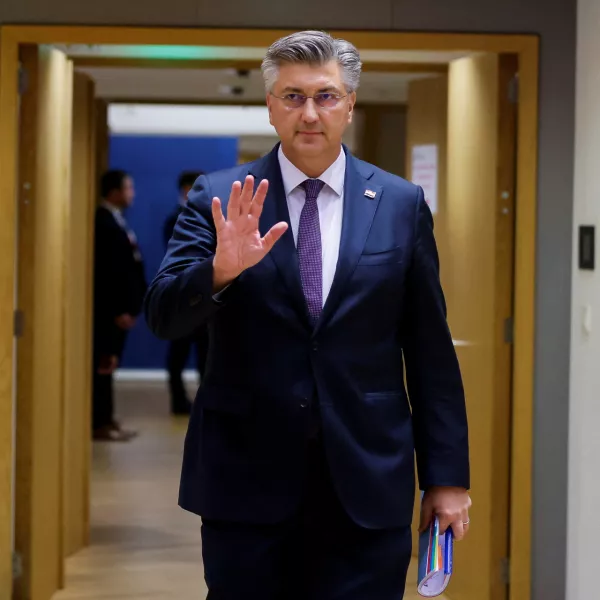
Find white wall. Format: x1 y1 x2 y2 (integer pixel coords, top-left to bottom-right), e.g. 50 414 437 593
108 104 276 136
567 1 600 598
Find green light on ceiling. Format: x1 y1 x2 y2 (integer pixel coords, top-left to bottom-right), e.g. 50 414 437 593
126 45 223 59
84 45 265 60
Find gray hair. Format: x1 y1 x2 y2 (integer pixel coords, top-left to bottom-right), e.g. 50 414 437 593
261 30 362 93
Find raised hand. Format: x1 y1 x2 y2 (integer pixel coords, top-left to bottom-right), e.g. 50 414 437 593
211 175 288 291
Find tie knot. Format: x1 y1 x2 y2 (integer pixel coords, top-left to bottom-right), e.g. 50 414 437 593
302 178 325 202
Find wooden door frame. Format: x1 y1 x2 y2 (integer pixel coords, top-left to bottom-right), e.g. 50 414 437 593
0 25 539 600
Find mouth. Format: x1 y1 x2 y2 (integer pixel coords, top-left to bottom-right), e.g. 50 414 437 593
297 131 323 136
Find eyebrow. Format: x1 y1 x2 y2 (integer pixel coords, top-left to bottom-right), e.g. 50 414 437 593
280 85 342 94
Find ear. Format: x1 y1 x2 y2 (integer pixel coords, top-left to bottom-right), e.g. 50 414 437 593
266 93 274 126
347 91 357 123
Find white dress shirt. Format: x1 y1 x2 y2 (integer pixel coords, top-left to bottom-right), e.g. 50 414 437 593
277 146 345 305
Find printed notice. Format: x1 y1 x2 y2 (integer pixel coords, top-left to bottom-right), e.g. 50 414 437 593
411 144 438 215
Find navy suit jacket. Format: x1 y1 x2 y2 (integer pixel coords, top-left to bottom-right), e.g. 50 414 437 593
144 145 469 530
94 206 147 356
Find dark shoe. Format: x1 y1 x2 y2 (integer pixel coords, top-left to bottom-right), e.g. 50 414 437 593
110 420 139 439
171 405 191 416
93 425 135 442
171 397 192 415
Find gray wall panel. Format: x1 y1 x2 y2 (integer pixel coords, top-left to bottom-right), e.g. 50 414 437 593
195 0 394 30
1 0 198 26
0 0 394 29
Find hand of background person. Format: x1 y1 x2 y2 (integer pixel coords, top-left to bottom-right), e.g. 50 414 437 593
97 354 118 375
211 175 288 292
115 314 136 330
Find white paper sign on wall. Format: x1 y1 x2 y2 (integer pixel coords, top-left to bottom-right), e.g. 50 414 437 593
411 144 438 215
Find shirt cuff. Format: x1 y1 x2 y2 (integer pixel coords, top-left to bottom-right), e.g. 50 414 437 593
212 283 231 302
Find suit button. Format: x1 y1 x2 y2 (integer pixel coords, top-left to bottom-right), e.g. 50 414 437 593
300 400 309 408
189 294 203 307
312 342 319 352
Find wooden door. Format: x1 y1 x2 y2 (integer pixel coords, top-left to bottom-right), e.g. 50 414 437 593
14 44 74 600
406 53 518 600
62 71 97 558
0 27 19 600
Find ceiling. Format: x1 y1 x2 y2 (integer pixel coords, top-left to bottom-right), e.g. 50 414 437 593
63 44 471 105
76 66 438 104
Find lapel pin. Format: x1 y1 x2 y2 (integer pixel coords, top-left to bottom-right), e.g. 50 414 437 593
364 189 376 199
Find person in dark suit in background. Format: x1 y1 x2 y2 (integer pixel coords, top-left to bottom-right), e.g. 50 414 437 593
163 171 209 415
145 31 471 599
93 169 147 441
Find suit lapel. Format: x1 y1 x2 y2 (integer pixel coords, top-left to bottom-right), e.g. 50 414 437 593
249 147 311 325
313 153 382 336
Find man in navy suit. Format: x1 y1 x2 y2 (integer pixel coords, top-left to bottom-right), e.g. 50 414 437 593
145 30 471 600
94 170 147 441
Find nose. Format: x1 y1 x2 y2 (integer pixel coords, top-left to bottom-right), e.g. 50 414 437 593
301 98 319 123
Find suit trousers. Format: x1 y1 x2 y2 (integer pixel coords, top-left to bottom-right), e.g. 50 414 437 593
200 433 412 600
92 326 127 431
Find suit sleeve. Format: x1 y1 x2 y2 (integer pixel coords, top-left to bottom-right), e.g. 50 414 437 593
143 175 229 340
403 186 470 491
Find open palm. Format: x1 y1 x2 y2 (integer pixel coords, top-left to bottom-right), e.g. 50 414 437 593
212 175 288 282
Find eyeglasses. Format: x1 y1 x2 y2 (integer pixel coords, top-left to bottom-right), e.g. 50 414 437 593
270 92 347 109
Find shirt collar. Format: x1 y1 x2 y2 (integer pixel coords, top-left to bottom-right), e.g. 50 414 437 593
101 201 129 230
277 145 346 198
101 200 122 216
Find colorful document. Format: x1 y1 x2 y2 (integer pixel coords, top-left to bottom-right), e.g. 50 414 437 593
417 515 453 597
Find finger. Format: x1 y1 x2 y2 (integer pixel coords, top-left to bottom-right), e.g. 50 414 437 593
437 512 454 535
227 180 243 220
418 516 433 534
211 198 227 233
249 179 270 220
450 518 465 541
261 222 288 252
418 502 434 533
239 175 255 217
462 509 470 533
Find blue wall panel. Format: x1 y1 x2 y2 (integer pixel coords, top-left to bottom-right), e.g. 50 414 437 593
108 134 238 369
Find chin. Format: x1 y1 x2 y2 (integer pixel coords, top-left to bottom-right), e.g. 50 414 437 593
295 135 325 152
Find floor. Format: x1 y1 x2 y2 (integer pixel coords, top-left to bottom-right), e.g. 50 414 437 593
53 381 445 600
